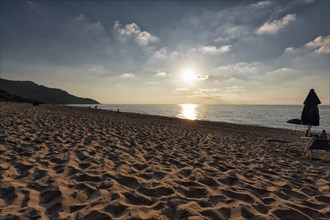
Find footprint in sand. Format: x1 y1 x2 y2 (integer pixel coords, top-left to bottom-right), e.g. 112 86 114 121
198 177 220 187
200 207 231 220
39 188 62 219
14 162 33 175
115 174 140 189
72 183 100 199
21 190 30 207
80 210 112 220
79 162 92 169
123 192 154 206
0 185 17 205
221 189 255 203
137 186 174 197
177 187 209 199
272 208 311 220
104 203 128 218
69 204 86 213
32 168 48 181
75 174 101 182
131 163 148 171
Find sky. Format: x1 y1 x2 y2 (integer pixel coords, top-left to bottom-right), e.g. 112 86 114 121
1 0 329 104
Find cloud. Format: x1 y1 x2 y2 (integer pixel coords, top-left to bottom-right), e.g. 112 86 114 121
200 45 231 55
85 21 105 34
114 21 158 46
251 1 272 8
305 35 330 54
152 48 168 59
144 48 179 72
152 48 178 60
190 89 224 103
272 67 295 74
155 71 167 77
214 62 265 75
197 75 209 80
74 14 105 35
115 22 140 36
284 47 294 53
88 65 107 74
176 88 188 91
257 14 296 34
211 62 270 80
136 31 158 46
118 73 136 79
74 14 85 22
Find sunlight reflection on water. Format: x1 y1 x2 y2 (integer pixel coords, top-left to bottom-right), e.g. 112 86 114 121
179 104 197 120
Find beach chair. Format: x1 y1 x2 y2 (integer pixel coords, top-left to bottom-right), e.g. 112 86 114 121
305 138 330 160
266 139 298 153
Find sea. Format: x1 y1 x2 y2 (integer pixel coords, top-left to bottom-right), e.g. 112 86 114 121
72 104 330 132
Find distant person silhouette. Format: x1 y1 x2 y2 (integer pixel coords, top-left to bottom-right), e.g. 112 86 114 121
320 130 328 139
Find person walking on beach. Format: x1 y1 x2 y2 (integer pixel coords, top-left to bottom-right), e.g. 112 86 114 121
320 130 328 139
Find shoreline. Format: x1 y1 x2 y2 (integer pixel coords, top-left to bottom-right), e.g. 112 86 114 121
1 102 329 219
67 103 330 132
67 104 302 133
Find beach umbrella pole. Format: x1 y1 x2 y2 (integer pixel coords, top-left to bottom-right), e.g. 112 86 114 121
307 125 312 136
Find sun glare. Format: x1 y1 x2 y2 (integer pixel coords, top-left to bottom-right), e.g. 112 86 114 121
179 104 197 120
181 67 197 84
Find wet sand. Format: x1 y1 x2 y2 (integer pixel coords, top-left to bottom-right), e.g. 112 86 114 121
0 102 329 219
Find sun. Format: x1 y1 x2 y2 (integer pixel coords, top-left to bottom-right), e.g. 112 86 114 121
181 67 197 84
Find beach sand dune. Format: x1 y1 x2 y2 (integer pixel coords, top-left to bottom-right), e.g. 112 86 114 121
0 103 329 219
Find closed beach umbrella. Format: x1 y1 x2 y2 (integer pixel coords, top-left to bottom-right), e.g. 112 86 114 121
287 118 302 125
301 89 321 136
287 118 302 131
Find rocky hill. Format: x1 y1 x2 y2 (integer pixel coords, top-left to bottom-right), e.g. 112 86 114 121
0 78 99 104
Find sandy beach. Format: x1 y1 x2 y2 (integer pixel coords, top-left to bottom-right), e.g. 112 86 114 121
0 102 329 220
